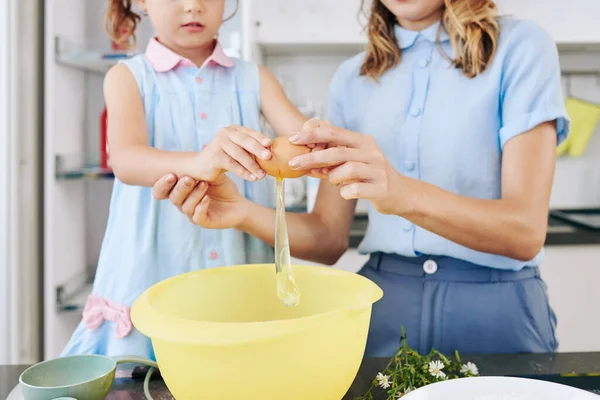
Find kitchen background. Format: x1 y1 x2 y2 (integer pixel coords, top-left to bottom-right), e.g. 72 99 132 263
0 0 599 365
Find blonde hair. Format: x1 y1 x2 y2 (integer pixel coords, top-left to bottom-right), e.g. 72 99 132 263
105 0 141 50
360 0 500 80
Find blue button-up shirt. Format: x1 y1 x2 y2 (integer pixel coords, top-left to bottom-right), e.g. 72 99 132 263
328 18 570 270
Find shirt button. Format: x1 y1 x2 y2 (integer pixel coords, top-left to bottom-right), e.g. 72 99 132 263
196 76 203 84
410 107 421 117
402 220 414 231
404 160 415 171
209 250 218 260
423 260 438 274
200 112 208 120
419 58 429 68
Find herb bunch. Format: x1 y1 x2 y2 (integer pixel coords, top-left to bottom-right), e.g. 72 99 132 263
357 328 479 399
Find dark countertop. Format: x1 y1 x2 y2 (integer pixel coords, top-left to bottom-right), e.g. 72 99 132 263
4 352 600 399
349 213 600 249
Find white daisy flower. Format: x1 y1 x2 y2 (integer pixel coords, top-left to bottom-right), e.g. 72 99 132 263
460 361 479 376
428 360 446 379
376 372 391 389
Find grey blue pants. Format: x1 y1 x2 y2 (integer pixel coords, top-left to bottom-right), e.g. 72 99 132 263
358 252 558 357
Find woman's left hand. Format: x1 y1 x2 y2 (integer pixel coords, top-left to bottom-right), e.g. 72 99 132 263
288 122 407 215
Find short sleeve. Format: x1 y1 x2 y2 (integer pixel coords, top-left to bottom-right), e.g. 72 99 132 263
327 64 349 129
498 20 570 148
118 56 148 99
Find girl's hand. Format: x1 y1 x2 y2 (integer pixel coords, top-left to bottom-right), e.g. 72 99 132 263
197 125 272 182
288 121 406 215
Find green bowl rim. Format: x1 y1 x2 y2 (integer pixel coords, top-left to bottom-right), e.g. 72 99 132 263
19 354 116 391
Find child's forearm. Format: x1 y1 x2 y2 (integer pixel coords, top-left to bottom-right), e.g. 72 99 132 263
109 145 201 187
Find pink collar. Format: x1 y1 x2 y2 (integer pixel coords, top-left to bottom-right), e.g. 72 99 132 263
145 37 234 72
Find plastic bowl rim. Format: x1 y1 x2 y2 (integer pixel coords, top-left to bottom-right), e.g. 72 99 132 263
131 264 383 345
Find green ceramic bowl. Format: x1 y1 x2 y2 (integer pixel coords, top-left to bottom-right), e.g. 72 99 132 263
19 354 156 400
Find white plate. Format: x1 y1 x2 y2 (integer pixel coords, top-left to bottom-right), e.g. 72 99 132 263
402 376 600 400
6 384 23 400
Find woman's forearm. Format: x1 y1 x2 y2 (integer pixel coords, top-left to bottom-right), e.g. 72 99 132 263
110 145 200 187
238 201 348 265
400 177 548 261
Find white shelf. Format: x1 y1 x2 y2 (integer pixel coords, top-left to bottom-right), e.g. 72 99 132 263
55 154 114 180
57 51 132 74
557 42 600 52
252 41 600 74
557 45 600 76
54 36 136 74
257 41 366 56
497 0 600 46
55 270 94 312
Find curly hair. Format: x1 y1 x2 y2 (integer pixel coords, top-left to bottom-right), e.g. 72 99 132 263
360 0 500 80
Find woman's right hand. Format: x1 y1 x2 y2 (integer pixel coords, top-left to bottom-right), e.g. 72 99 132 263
196 125 272 182
191 174 251 229
153 174 204 219
152 173 250 229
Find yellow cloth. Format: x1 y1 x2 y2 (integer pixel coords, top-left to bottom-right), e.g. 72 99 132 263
557 97 600 157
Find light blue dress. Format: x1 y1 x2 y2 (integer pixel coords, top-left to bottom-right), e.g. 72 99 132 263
61 39 274 360
327 18 571 356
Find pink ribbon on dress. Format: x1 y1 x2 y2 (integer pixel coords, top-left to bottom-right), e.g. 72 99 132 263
82 294 133 339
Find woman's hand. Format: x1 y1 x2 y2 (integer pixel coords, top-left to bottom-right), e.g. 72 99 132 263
152 174 249 229
296 118 330 179
196 125 272 182
191 174 250 229
288 121 408 215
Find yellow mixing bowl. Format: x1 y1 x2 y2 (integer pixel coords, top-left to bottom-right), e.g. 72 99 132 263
131 263 383 400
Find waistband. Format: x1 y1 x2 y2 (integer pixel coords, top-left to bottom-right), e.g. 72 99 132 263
367 252 539 283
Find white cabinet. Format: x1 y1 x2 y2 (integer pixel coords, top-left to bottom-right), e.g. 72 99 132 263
496 0 600 45
540 245 600 352
43 0 90 361
251 0 366 46
249 0 600 47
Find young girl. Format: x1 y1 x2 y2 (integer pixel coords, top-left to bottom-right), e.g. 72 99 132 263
61 0 308 360
156 0 570 360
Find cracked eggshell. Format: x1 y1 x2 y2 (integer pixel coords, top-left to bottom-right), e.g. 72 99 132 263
257 136 311 179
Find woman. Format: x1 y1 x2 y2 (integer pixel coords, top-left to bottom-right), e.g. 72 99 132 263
152 0 569 357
